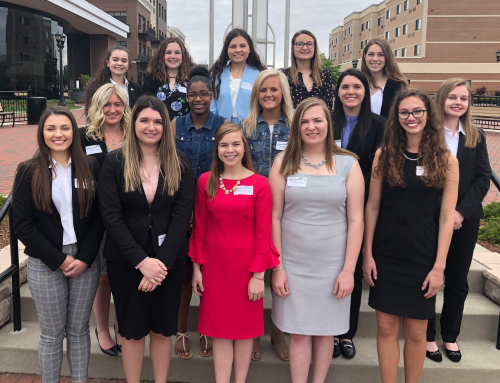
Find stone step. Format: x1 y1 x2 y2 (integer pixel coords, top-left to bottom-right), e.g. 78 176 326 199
0 323 499 383
19 283 499 341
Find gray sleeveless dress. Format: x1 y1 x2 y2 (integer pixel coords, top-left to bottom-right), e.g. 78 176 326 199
272 154 355 335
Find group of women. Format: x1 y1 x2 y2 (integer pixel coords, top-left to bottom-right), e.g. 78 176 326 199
12 27 491 383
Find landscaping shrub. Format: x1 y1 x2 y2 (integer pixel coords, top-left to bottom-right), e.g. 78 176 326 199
479 202 500 244
0 195 6 210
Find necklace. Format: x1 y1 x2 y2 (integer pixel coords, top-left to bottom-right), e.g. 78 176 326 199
106 130 121 145
301 151 326 169
219 168 244 195
403 152 422 161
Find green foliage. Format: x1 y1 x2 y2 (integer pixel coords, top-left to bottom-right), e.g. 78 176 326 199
47 100 75 105
72 88 81 92
0 194 6 210
79 74 91 90
484 202 500 220
479 202 500 244
320 52 342 86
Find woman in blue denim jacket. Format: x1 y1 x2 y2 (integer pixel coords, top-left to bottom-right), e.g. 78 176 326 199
241 69 294 361
171 67 228 360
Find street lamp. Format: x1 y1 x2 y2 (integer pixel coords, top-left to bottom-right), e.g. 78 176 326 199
52 57 58 97
136 57 141 86
55 33 66 106
496 49 500 62
352 59 359 69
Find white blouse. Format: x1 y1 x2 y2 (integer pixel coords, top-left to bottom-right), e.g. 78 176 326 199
371 88 384 115
229 74 241 118
51 158 77 245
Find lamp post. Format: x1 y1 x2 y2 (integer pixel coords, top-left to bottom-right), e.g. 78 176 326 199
496 49 500 62
352 59 359 69
52 57 58 98
136 57 141 86
55 33 66 106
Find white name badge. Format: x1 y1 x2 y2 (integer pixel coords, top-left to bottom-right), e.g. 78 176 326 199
416 166 425 176
85 145 102 155
177 86 187 93
287 177 307 188
234 185 253 195
334 139 342 148
276 141 288 150
74 179 94 190
241 82 253 91
158 234 166 246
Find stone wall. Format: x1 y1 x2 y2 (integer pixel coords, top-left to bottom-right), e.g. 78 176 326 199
0 243 27 328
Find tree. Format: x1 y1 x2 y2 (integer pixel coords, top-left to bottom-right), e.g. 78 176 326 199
320 52 342 86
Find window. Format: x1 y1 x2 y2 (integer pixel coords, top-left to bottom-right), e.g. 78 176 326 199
117 41 127 48
21 16 29 25
366 39 369 45
361 24 364 32
404 0 409 11
417 0 422 4
143 45 146 55
366 21 370 29
403 23 408 35
386 9 391 19
107 11 126 24
361 41 364 49
397 4 401 14
45 31 49 38
415 18 422 31
414 44 420 56
335 52 337 58
378 17 382 26
402 47 407 57
394 49 399 57
385 31 390 40
139 13 141 25
147 46 150 56
45 46 50 53
336 37 338 44
396 27 400 37
349 26 352 35
139 42 142 54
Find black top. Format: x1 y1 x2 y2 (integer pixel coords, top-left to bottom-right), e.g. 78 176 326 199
142 75 190 121
97 149 195 269
380 79 403 118
280 67 334 111
12 159 104 271
127 80 142 109
79 127 108 168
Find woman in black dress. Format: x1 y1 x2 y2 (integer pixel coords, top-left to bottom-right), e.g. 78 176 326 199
142 37 194 120
363 89 458 383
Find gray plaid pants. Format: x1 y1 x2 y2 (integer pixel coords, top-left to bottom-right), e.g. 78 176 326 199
28 243 100 383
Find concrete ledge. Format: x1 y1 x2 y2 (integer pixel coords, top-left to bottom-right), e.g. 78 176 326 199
0 242 27 327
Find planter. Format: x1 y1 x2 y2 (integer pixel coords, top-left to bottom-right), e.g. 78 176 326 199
71 91 86 103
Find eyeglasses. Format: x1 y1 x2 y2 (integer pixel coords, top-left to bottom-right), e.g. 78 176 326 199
186 91 212 100
398 109 427 119
294 42 315 48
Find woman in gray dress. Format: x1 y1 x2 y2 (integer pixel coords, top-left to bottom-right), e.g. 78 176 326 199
268 98 365 382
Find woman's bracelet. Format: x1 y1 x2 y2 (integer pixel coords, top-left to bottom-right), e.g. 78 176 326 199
252 275 264 281
272 266 284 272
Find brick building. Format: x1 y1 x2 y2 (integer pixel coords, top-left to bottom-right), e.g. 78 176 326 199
328 0 500 93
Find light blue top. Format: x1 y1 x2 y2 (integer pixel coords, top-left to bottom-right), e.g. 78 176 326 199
341 115 358 149
210 63 261 121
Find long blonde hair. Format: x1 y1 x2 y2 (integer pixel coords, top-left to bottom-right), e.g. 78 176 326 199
242 70 294 136
123 95 183 196
86 84 131 141
361 38 408 90
435 78 481 148
280 98 357 176
289 30 323 87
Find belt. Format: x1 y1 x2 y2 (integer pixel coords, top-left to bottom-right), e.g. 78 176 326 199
381 212 434 226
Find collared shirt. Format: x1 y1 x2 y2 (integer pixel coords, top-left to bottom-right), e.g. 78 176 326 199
110 77 129 102
371 87 384 115
444 121 465 157
50 157 77 245
341 115 358 149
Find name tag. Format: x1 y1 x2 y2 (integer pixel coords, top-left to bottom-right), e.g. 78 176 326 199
177 86 187 93
158 234 166 246
276 141 287 150
416 166 425 176
241 82 253 91
287 177 307 188
74 179 94 189
85 145 102 155
234 185 253 195
334 139 342 148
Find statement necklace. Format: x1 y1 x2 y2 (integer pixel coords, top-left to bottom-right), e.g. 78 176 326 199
301 152 326 169
403 153 422 161
219 169 244 194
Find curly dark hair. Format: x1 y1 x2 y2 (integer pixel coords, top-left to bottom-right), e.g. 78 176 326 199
210 28 266 99
149 37 194 85
375 89 449 189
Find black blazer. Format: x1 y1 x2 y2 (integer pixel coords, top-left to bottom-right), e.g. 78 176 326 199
79 127 108 168
127 80 142 108
454 131 491 221
97 149 195 269
13 159 104 271
380 79 403 119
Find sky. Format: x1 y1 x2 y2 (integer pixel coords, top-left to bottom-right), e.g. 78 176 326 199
167 0 380 68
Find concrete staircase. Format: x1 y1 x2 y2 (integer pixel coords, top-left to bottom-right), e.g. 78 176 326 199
0 249 499 382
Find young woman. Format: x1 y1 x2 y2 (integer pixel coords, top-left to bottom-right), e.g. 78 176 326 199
85 46 141 116
426 79 491 363
332 69 386 359
80 83 131 356
142 37 194 120
97 96 195 383
13 106 103 383
269 98 364 382
210 28 266 124
280 30 334 111
171 66 228 360
363 89 459 383
360 38 408 118
241 69 293 361
189 123 279 383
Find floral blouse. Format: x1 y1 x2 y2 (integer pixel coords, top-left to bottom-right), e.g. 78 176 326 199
280 67 334 111
142 74 190 121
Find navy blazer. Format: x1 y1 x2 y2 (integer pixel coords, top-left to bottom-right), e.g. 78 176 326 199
13 159 103 271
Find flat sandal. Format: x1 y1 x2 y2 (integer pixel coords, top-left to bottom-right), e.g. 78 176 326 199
175 332 193 359
252 337 261 361
199 334 213 357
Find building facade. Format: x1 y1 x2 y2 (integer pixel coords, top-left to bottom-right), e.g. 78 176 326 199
329 0 500 93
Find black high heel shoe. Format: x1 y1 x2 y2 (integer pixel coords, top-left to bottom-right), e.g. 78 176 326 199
114 324 122 353
95 328 118 356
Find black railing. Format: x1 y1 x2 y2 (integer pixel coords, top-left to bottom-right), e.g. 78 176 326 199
472 95 500 107
0 91 28 124
136 55 151 67
138 24 156 41
473 116 500 130
152 33 166 45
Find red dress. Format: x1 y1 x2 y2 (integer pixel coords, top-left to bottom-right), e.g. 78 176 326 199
189 172 279 339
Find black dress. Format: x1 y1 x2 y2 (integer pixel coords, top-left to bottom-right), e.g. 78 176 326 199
369 152 440 319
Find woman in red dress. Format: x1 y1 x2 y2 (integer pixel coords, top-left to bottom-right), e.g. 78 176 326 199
189 123 279 383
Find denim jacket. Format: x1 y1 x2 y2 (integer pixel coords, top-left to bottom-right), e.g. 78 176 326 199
175 111 226 182
244 114 291 178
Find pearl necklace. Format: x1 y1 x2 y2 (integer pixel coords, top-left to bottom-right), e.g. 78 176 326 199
219 169 243 195
301 152 327 169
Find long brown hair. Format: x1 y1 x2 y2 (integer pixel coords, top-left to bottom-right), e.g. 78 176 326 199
148 37 194 85
435 78 481 148
207 124 256 200
14 107 96 218
280 98 357 176
289 30 323 87
361 38 408 91
375 89 449 188
122 95 183 195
